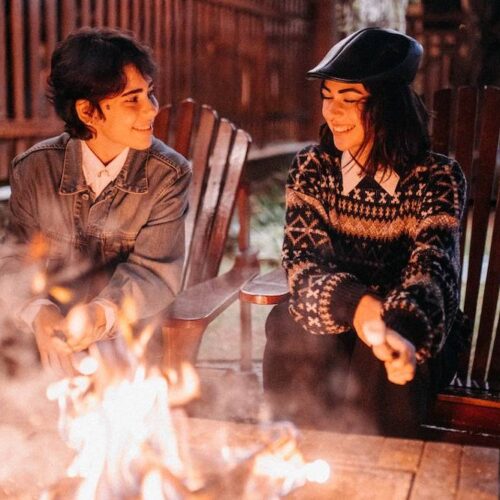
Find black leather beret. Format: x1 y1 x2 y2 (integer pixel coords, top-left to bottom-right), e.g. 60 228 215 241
307 27 423 84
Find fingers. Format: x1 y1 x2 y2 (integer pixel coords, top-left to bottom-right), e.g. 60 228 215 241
385 361 415 385
65 303 105 351
36 333 74 377
382 329 416 385
371 342 396 362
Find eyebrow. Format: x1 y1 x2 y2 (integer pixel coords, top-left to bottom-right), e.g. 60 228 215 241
320 82 365 95
338 88 364 95
121 83 154 97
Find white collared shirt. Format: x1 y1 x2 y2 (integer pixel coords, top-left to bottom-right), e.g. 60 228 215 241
19 142 129 334
341 151 399 196
81 141 130 197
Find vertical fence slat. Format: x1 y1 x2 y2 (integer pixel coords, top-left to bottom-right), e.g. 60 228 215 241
45 0 57 68
11 0 25 119
0 0 5 184
153 0 162 101
107 0 117 27
95 0 104 27
28 0 41 119
120 0 129 30
185 0 193 93
165 0 174 101
81 0 91 26
143 0 152 45
0 0 6 119
61 0 76 38
132 0 141 36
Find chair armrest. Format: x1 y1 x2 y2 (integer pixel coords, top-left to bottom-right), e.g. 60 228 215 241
163 264 259 328
239 268 289 305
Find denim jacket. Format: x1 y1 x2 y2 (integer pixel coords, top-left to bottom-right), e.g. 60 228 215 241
4 133 191 320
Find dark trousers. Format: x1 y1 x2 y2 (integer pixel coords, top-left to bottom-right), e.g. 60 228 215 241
263 301 454 438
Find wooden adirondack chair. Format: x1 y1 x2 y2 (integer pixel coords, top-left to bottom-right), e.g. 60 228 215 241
154 99 259 370
423 86 500 444
240 86 500 445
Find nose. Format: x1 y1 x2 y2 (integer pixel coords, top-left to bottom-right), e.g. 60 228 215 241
323 98 345 118
143 95 159 119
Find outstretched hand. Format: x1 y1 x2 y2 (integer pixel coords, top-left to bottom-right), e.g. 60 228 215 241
64 302 108 352
33 304 74 376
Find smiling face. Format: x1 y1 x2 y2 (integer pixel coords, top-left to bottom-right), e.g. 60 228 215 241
321 80 371 159
80 64 159 164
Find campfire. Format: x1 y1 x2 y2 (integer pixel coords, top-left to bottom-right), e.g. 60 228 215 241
23 275 330 498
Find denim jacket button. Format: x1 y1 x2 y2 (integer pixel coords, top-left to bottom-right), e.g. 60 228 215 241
81 193 89 200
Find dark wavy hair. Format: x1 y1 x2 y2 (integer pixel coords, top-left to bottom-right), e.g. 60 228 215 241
319 82 430 177
47 27 157 139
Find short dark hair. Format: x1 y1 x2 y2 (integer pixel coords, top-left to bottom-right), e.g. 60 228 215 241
47 27 157 139
319 83 430 177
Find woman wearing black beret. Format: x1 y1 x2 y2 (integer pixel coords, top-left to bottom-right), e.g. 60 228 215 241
264 28 470 437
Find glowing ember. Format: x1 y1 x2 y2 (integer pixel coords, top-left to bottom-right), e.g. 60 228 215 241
66 306 88 345
49 286 74 304
244 423 331 497
32 271 47 294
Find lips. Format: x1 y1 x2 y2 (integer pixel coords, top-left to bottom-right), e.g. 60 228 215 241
132 124 153 132
331 124 355 133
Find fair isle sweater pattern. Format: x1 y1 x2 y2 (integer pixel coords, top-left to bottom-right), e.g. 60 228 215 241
282 145 467 362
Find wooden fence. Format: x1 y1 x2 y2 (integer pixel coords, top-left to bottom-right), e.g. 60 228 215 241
0 0 315 182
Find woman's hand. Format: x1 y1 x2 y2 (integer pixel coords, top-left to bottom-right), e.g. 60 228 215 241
353 294 385 346
64 302 107 352
372 329 416 385
33 304 74 376
353 294 416 384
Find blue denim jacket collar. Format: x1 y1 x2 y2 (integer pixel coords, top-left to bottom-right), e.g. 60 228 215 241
59 138 149 195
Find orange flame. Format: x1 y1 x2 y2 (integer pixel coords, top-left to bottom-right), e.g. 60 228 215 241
44 295 329 498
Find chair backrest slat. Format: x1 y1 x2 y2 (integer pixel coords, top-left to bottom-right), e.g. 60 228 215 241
454 87 478 267
488 298 500 385
154 104 171 144
432 86 500 387
184 119 235 289
474 181 500 384
432 88 452 155
204 128 252 280
153 99 252 293
184 106 218 255
173 99 196 158
463 87 500 327
454 87 477 185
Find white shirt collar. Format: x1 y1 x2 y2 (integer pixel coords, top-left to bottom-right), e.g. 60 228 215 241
340 151 399 196
81 141 130 197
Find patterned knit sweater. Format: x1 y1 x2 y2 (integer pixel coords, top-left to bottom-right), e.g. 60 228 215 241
282 145 467 362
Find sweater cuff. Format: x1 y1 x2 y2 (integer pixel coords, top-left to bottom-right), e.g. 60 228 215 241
382 307 433 362
329 280 370 326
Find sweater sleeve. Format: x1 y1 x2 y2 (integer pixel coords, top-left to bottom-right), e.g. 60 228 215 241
381 159 467 362
282 146 369 334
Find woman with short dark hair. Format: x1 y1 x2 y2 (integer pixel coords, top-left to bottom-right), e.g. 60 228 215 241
264 28 470 437
3 28 190 375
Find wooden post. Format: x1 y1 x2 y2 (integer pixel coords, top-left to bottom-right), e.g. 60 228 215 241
303 0 336 142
